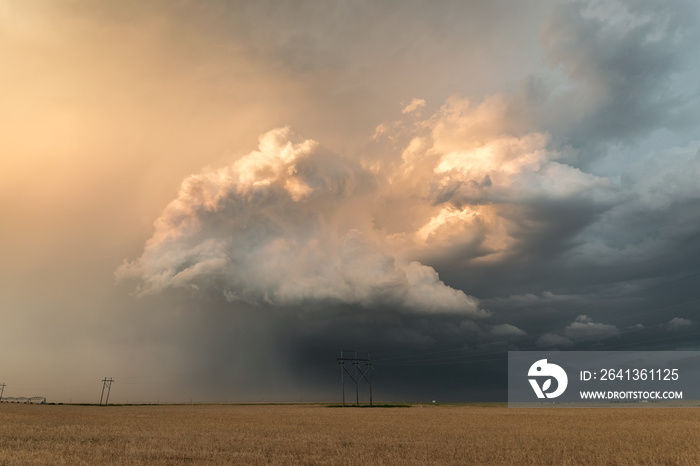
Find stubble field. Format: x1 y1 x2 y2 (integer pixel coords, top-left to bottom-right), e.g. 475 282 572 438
1 403 699 465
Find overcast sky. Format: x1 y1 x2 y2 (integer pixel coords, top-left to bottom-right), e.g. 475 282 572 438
2 0 700 403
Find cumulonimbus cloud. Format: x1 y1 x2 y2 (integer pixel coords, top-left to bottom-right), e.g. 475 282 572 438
118 89 628 317
117 127 486 316
118 5 700 322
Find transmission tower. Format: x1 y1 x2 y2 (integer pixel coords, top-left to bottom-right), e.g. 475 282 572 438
337 350 372 406
99 378 114 405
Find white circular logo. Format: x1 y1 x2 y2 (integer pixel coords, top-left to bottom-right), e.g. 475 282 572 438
528 359 568 399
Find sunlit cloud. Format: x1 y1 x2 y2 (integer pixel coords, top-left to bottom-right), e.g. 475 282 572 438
5 0 700 403
117 127 486 317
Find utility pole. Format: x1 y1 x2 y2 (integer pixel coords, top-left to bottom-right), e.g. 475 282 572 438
0 383 5 402
354 351 359 407
340 350 345 406
368 356 372 406
99 378 114 405
337 351 372 407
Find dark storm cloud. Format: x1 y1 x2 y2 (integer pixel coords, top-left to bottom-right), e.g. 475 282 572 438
7 0 700 405
116 0 700 401
541 0 700 152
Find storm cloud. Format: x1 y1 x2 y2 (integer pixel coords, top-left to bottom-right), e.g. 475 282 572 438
121 0 700 381
4 0 700 403
117 127 485 317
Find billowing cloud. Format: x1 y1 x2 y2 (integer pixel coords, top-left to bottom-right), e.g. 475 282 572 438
118 0 700 360
118 87 624 317
119 53 699 327
369 93 621 267
117 127 485 317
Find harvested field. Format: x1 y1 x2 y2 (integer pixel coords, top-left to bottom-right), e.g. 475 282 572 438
1 403 699 465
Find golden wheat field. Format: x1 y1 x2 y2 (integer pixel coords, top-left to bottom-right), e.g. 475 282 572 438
1 403 699 465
